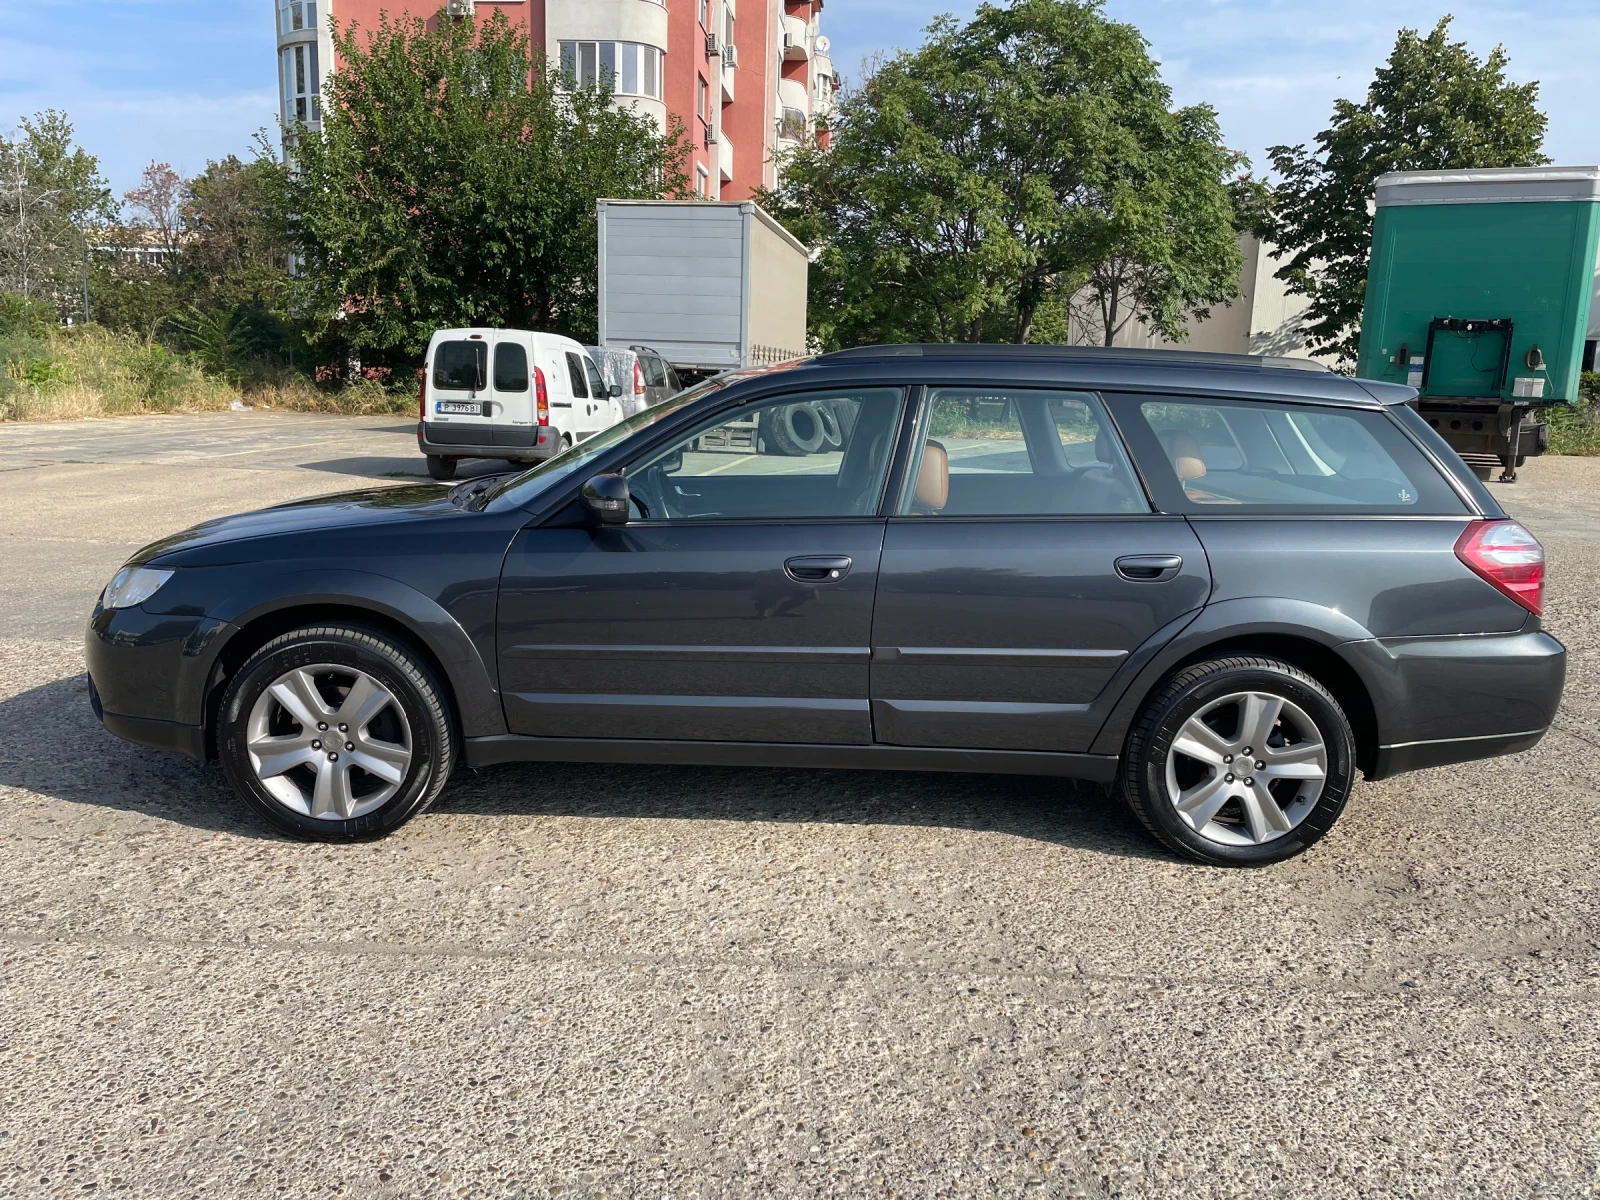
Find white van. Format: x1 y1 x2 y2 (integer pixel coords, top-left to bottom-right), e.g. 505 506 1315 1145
417 328 624 480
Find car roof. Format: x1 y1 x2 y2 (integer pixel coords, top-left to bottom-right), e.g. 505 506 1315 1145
757 344 1412 408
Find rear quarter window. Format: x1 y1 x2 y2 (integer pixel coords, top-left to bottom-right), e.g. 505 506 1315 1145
1108 393 1468 515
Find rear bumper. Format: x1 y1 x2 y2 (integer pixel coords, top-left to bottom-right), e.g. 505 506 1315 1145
1354 628 1566 780
417 421 563 462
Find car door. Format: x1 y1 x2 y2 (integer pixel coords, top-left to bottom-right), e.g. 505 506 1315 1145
870 385 1211 753
490 334 536 454
562 350 593 438
425 334 491 449
496 386 908 745
583 354 618 433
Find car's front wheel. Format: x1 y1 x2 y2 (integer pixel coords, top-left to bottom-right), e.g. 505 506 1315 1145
217 624 456 840
1120 655 1355 866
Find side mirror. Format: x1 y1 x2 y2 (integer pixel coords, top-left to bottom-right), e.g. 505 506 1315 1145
609 382 624 398
581 473 630 526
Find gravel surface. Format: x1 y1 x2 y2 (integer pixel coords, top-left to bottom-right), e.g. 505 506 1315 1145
1 412 1597 1199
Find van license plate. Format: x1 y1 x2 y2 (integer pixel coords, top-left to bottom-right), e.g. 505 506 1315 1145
435 401 486 416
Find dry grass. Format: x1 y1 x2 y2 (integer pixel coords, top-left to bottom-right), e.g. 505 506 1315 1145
1 326 413 423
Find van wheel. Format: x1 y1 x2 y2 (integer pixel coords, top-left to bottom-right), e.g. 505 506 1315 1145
426 455 457 481
216 624 457 841
1119 655 1355 866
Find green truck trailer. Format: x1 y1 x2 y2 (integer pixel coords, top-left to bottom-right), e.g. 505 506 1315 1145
1357 166 1600 481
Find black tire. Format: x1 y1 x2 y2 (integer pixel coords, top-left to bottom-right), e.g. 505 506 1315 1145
1119 655 1356 867
217 624 457 841
426 455 457 481
759 403 827 456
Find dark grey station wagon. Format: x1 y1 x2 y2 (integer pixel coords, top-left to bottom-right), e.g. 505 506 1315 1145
87 346 1565 865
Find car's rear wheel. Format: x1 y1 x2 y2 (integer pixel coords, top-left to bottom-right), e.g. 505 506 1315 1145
217 624 456 841
426 455 457 481
1119 655 1355 866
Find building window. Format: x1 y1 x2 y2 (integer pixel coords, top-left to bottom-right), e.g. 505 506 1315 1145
777 107 806 142
699 0 709 29
698 75 710 122
279 0 318 34
696 166 711 197
723 7 734 53
281 43 321 126
559 42 664 101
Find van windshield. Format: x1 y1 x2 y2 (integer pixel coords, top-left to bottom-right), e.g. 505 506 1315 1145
483 378 723 512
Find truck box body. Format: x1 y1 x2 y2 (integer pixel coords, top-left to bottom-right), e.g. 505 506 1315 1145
1357 167 1600 404
597 199 809 373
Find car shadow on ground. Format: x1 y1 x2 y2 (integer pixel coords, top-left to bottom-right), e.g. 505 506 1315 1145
0 674 1164 861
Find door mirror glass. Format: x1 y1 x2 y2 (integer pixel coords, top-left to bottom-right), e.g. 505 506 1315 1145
609 382 624 398
581 473 630 525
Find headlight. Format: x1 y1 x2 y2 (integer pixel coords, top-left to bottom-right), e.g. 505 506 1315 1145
101 566 175 610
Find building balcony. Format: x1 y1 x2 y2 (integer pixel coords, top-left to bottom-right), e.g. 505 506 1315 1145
777 76 809 115
719 131 735 183
781 14 810 60
721 56 735 104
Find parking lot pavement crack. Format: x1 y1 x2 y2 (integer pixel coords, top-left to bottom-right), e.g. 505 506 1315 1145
4 928 1596 1004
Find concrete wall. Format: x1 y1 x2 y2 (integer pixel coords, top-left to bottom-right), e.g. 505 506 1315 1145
1069 234 1339 366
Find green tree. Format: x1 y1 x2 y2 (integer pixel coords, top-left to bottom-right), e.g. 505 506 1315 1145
762 0 1244 349
0 110 113 314
285 10 688 364
1267 16 1548 364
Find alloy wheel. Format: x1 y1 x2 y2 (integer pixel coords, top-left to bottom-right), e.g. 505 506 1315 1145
1163 690 1328 847
245 664 413 820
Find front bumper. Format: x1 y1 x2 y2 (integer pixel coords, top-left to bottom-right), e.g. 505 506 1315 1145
417 421 563 462
1355 628 1566 780
86 604 232 761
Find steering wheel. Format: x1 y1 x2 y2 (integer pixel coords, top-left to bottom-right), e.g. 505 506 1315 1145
628 464 682 521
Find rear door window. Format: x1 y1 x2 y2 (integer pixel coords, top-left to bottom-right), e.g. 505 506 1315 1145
433 341 486 391
1109 394 1467 514
896 388 1147 516
493 342 529 392
565 352 589 398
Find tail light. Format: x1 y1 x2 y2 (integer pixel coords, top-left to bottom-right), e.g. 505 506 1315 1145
418 368 428 421
633 359 647 397
1455 519 1545 615
534 365 549 426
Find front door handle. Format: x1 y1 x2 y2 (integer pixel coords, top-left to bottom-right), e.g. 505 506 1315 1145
1115 554 1183 583
785 555 853 583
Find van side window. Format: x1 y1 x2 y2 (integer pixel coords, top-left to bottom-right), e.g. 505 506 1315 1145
434 341 486 391
565 352 589 399
494 342 529 392
1109 394 1469 515
583 356 609 399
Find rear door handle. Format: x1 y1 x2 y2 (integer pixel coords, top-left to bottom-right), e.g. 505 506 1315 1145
785 555 853 583
1115 554 1183 583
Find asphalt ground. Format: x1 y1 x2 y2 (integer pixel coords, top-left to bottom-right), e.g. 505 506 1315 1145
1 411 1597 1199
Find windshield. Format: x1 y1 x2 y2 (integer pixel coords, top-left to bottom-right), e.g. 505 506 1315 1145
482 378 724 511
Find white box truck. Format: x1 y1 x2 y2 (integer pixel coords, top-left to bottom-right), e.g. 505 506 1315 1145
596 199 809 373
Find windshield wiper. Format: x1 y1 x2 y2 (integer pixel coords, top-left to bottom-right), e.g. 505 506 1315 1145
447 476 500 511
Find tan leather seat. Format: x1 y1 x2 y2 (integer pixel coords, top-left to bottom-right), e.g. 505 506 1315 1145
915 439 949 511
1159 429 1207 481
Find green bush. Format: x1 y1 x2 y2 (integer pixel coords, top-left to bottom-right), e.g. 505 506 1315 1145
1547 372 1600 456
0 292 55 339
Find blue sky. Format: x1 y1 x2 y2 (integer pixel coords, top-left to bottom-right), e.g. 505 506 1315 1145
2 0 1596 203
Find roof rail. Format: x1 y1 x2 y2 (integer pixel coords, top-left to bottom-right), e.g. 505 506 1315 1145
813 343 1332 373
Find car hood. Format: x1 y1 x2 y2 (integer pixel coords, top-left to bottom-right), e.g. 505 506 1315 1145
131 483 459 566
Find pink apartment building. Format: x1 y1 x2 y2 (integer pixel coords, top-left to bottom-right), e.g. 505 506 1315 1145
273 0 836 199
